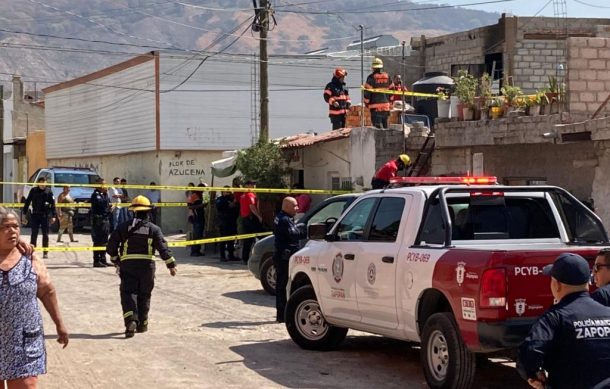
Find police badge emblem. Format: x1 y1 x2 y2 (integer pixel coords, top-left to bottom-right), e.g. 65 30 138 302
367 263 376 285
332 253 344 283
515 299 527 316
455 261 466 286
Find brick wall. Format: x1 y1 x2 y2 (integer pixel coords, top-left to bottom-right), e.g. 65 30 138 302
512 39 565 93
567 37 610 117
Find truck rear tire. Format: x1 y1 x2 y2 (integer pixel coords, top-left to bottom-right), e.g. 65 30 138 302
421 312 476 389
285 285 347 351
260 256 276 296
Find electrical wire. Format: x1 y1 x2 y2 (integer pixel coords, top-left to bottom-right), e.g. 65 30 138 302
573 0 610 8
275 0 516 14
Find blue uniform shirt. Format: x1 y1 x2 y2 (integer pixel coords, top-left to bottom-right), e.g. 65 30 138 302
90 189 110 216
518 291 610 389
273 210 305 254
592 284 610 307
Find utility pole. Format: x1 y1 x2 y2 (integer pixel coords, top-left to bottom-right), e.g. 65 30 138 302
259 0 270 143
0 86 4 203
401 41 407 155
358 24 364 128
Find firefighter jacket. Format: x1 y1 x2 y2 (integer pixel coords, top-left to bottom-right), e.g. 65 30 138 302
324 77 351 117
388 83 408 103
22 187 56 217
364 70 391 112
107 218 176 268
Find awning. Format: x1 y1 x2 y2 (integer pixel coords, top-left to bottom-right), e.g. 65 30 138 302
211 154 237 177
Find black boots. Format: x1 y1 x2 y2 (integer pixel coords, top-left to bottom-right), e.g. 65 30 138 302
125 321 137 338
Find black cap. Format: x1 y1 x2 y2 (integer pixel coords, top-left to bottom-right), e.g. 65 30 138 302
244 180 257 185
543 253 591 285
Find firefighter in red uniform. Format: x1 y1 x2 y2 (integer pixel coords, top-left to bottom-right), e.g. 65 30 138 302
389 75 408 104
364 58 391 129
371 154 411 189
324 67 351 130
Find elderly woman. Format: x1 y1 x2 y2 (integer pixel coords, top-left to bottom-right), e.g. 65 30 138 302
0 208 69 388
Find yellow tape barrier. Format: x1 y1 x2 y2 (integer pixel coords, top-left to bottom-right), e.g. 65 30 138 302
44 231 273 252
0 181 349 195
361 86 440 98
0 202 189 208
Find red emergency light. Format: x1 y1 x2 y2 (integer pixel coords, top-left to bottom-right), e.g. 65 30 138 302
389 176 498 185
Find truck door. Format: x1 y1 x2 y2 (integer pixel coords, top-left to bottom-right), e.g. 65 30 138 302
356 195 410 329
318 197 377 323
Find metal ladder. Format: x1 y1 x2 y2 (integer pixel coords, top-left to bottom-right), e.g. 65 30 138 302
407 133 436 177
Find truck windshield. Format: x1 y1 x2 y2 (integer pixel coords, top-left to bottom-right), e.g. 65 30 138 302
54 173 101 185
419 196 560 244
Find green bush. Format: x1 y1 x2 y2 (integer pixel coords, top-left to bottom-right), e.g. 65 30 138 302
235 141 290 190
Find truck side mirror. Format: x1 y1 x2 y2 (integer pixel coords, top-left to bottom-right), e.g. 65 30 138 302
308 223 328 240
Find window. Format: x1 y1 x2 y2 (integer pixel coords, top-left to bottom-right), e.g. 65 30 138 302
331 176 352 190
307 200 348 226
369 197 405 242
55 173 101 185
335 198 376 241
553 193 606 243
418 195 561 244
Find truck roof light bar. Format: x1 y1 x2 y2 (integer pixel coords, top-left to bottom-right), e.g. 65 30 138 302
390 176 498 185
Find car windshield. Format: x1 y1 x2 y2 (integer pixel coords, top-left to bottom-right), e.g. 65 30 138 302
54 173 101 185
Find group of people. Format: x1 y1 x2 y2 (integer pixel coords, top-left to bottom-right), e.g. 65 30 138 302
324 57 408 130
519 251 610 389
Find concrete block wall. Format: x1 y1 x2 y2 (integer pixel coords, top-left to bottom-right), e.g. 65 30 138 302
512 39 565 93
434 114 564 148
567 37 610 117
374 128 405 170
413 23 502 76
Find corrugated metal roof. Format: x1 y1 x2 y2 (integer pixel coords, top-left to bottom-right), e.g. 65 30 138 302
280 128 352 149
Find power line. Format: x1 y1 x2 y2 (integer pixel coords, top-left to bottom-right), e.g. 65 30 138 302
573 0 610 8
275 0 515 14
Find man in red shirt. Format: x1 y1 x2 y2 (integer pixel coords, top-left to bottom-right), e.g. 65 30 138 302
371 154 411 189
240 180 263 263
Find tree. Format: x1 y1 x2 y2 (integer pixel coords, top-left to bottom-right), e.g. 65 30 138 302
236 141 290 190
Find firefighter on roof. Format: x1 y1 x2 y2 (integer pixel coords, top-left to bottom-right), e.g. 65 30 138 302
324 67 351 130
364 57 391 129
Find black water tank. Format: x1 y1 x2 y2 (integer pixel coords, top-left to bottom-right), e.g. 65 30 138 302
412 72 454 126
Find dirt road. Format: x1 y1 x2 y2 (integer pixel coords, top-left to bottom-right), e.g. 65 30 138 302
30 231 526 389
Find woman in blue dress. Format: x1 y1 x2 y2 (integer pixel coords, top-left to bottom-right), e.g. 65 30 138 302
0 208 69 388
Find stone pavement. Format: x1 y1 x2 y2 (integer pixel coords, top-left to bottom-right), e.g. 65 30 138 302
19 230 526 389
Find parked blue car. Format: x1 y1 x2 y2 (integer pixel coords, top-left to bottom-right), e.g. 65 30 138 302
248 193 361 295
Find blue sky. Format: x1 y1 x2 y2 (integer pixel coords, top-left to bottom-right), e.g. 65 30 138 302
459 0 610 18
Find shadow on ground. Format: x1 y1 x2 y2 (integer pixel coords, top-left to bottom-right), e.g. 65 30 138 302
229 335 527 389
222 289 274 308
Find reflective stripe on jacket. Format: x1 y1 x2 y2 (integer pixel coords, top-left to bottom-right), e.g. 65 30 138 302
363 71 391 112
324 77 351 117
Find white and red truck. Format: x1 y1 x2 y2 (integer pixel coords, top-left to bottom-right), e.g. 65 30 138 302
284 176 608 389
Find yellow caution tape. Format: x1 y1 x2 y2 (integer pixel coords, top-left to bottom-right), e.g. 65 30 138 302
43 231 273 252
0 181 350 195
0 202 191 208
361 86 441 98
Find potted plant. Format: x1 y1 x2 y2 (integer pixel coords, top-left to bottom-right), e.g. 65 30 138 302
479 73 493 120
436 86 451 119
490 97 504 119
454 70 478 120
500 84 523 112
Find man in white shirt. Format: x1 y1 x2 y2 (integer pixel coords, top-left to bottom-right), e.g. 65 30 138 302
109 177 124 230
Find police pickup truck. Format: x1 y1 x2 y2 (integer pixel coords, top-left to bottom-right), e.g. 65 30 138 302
284 176 608 389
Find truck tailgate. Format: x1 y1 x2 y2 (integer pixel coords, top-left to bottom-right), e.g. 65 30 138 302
497 248 599 319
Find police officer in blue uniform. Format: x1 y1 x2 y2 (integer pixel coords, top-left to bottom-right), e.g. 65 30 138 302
273 196 306 322
22 177 57 259
90 178 111 267
592 248 610 306
518 253 610 389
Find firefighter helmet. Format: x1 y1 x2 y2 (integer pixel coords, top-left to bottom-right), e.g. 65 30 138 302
334 67 347 78
372 57 384 69
130 195 153 211
398 154 411 166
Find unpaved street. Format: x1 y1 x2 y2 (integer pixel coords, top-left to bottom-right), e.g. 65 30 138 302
30 231 527 389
